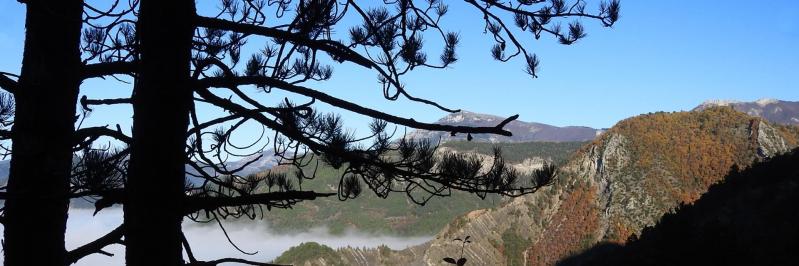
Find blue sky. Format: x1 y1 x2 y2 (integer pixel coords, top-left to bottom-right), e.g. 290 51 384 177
1 0 797 135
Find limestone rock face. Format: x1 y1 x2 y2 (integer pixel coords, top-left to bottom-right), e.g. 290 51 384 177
755 120 791 157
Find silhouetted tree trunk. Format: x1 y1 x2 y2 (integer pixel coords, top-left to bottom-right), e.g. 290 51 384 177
3 1 82 265
123 0 195 265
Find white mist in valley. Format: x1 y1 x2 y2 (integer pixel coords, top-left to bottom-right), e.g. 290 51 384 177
0 208 431 265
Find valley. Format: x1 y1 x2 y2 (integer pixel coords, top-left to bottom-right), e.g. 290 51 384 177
273 105 799 265
1 101 797 265
237 140 586 236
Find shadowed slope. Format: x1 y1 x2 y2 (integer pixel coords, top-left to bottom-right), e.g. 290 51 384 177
559 147 799 266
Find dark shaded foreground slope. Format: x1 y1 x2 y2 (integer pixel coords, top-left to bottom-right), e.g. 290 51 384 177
559 147 799 266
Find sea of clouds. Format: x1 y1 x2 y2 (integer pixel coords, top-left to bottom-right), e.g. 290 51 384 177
0 208 431 265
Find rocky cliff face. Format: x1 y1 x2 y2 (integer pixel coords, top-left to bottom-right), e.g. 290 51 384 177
693 98 799 126
277 243 431 266
423 108 799 266
558 148 799 266
276 108 799 266
408 111 602 143
754 120 793 157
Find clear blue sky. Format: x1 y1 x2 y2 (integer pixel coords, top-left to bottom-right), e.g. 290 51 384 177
1 0 797 134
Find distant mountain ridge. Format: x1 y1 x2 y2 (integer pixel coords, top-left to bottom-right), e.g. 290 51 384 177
0 151 280 185
694 98 799 125
206 149 281 177
408 111 603 142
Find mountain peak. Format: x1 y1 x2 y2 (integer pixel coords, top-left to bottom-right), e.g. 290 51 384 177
410 111 600 142
693 98 799 125
438 110 502 124
754 98 779 106
699 99 741 107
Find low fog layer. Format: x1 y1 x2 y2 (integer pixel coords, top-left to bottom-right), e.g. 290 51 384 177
0 208 430 265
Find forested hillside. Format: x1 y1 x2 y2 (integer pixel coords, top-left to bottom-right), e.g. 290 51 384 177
441 141 586 164
560 147 799 265
442 107 799 266
253 141 584 236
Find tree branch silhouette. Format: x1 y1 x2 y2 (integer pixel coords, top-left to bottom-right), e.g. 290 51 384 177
0 73 18 94
82 61 136 79
184 190 336 214
66 224 125 265
197 75 518 136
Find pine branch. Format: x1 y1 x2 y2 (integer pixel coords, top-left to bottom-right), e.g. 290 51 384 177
184 191 336 214
197 76 517 136
195 88 535 197
194 16 372 68
194 16 464 112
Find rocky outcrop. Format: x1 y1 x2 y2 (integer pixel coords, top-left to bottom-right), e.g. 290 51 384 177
282 243 431 266
754 120 791 157
558 148 799 266
436 146 547 175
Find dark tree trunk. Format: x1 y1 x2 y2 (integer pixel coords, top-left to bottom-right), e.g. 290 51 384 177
3 1 83 265
124 0 195 265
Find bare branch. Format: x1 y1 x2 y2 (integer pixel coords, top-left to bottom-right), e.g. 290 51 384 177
82 61 136 79
66 224 125 265
0 73 17 94
74 126 133 145
80 95 132 111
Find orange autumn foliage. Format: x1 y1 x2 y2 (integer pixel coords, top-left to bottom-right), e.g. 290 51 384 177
604 108 769 203
526 183 600 266
523 108 799 265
